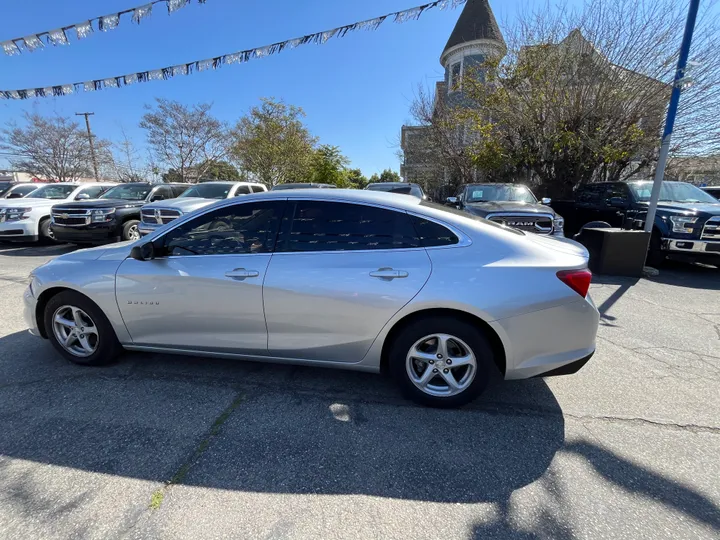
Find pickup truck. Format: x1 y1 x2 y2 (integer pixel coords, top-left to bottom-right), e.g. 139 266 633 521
139 181 267 236
551 180 720 266
448 183 565 237
51 182 187 244
0 182 115 243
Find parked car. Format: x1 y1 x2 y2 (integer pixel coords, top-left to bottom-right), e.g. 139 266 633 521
271 183 336 190
0 182 115 243
25 189 598 408
702 186 720 200
139 181 267 236
365 182 427 199
551 180 720 266
51 183 187 244
449 183 565 237
1 182 48 199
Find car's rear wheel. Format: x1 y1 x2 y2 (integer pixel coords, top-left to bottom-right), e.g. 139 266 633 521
388 316 492 408
122 220 141 241
44 291 122 366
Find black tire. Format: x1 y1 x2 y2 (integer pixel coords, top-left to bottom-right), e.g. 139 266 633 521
388 316 493 408
39 218 56 244
43 290 123 366
122 220 141 242
645 230 665 267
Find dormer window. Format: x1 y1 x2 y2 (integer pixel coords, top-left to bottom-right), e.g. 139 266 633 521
449 61 462 93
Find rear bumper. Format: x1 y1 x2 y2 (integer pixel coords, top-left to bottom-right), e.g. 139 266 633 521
52 222 121 244
493 297 599 380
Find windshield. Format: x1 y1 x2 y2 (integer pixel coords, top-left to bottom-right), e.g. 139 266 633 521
24 184 76 199
101 184 152 201
180 183 233 199
629 181 718 204
464 185 537 204
366 183 423 198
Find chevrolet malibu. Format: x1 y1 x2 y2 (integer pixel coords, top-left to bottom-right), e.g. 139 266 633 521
24 189 599 407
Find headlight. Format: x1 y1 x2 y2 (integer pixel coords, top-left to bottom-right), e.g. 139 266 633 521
553 216 565 231
92 208 115 223
669 215 698 233
6 207 32 221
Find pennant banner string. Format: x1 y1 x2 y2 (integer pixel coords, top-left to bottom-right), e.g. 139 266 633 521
0 0 466 100
0 0 208 56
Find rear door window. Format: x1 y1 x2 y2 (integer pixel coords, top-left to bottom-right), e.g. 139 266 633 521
277 201 420 252
410 216 459 247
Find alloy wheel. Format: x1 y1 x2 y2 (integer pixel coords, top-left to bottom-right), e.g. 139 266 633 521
405 333 477 397
52 305 99 358
127 225 140 241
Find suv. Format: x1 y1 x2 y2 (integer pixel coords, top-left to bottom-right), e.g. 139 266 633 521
365 182 426 199
51 183 186 244
450 183 565 237
557 180 720 265
1 182 48 199
139 181 267 236
0 183 115 243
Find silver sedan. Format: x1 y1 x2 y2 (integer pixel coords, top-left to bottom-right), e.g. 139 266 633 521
23 189 599 407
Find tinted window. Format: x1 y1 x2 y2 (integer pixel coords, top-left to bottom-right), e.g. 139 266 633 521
251 185 266 193
180 183 234 199
101 184 151 200
163 201 285 257
7 184 41 197
25 184 77 199
235 185 251 195
576 184 604 203
278 201 419 252
171 185 189 197
77 185 108 199
410 216 459 247
0 182 15 196
151 186 173 201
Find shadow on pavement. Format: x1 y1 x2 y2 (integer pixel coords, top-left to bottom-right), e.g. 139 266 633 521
0 329 563 506
0 242 76 257
648 261 720 290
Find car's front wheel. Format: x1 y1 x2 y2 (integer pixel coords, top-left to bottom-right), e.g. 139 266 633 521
388 316 493 408
122 220 141 241
44 290 122 366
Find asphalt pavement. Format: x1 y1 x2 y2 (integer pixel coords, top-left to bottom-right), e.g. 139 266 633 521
0 242 718 539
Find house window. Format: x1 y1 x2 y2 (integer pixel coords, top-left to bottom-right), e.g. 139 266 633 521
449 62 462 93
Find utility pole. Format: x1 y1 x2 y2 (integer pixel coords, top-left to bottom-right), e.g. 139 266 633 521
644 0 701 236
76 112 99 181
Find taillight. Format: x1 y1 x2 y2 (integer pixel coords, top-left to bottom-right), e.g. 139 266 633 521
557 269 592 298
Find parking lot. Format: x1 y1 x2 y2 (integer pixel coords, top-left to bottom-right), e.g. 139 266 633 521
0 242 718 540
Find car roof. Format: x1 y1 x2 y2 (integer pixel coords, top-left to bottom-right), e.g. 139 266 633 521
228 188 424 209
367 182 420 188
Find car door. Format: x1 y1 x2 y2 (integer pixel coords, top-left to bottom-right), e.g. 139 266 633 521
115 200 286 353
263 200 432 363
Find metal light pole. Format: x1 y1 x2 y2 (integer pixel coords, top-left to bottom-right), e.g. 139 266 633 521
644 0 701 234
76 112 99 181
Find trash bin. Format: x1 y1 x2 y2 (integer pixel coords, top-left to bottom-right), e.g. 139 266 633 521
576 228 651 277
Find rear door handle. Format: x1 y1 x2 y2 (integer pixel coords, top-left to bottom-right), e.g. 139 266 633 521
370 268 409 280
225 268 260 279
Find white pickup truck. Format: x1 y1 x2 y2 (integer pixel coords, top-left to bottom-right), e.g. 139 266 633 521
139 181 267 236
0 182 115 242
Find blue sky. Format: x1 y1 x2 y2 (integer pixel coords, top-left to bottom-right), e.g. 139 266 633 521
0 0 583 175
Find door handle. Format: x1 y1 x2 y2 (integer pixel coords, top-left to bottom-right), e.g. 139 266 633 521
369 268 409 280
225 268 260 279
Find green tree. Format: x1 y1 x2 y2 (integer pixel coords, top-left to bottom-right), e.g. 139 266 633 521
307 145 350 186
345 168 369 189
368 173 381 183
198 160 240 181
230 98 317 187
378 169 401 183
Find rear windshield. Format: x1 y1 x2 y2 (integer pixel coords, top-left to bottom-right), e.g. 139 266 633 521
419 201 525 236
367 183 423 198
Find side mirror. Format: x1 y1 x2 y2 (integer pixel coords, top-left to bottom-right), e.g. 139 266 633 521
6 193 23 199
75 193 90 200
130 242 155 261
151 194 165 202
608 197 628 209
541 197 552 205
446 196 458 205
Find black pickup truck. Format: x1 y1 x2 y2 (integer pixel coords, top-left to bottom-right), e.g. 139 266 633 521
51 183 187 244
551 180 720 266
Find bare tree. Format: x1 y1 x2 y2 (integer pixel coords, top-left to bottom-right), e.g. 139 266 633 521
0 112 110 181
140 98 228 183
112 127 150 182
